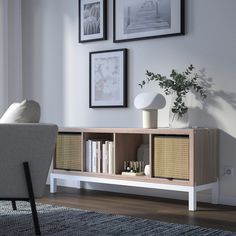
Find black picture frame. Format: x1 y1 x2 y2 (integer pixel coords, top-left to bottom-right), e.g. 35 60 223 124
89 49 128 108
79 0 107 43
113 0 185 43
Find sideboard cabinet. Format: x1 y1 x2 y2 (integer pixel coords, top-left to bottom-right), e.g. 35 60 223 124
50 127 218 211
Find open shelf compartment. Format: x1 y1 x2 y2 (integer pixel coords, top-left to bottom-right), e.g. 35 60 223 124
114 133 151 176
83 132 114 174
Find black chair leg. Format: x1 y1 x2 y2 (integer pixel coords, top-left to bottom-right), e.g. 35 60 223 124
11 200 17 210
23 162 41 236
29 196 41 235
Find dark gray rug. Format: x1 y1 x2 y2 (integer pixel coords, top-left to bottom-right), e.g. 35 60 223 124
0 202 235 236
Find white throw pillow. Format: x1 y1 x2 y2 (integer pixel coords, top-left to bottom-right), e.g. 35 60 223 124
0 100 41 123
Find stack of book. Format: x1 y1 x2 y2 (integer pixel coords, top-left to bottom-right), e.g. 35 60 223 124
86 140 114 174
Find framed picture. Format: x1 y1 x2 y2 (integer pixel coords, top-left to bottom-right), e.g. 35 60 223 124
113 0 185 43
89 49 128 108
79 0 107 43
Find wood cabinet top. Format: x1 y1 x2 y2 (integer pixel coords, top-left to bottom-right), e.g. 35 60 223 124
59 127 217 135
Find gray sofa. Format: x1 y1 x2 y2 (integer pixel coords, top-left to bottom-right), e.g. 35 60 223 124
0 123 58 235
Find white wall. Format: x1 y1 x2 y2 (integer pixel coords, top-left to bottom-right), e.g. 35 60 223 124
0 0 22 115
0 0 9 114
7 0 22 105
22 0 236 205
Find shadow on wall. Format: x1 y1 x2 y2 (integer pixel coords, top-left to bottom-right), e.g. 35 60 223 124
189 68 236 128
218 130 236 199
188 69 236 198
219 130 236 170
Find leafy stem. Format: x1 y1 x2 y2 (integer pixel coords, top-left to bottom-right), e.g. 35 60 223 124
139 65 207 117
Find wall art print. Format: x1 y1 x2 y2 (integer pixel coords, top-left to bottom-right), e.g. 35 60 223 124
79 0 107 43
89 49 128 108
113 0 185 42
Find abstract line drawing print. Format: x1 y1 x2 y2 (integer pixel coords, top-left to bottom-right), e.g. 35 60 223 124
123 0 171 34
84 2 101 35
94 56 121 101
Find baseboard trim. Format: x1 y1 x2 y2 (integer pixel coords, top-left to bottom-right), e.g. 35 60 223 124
219 196 236 206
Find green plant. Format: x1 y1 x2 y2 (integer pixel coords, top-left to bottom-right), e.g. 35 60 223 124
139 65 207 117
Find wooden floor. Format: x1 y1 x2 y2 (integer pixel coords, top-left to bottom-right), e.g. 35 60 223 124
37 186 236 232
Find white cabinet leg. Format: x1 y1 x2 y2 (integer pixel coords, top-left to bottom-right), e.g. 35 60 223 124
212 182 219 204
77 181 81 189
50 176 57 193
189 187 197 211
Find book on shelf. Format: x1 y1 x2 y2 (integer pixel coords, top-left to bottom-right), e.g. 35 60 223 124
108 141 114 174
102 141 108 174
92 141 97 173
97 141 102 173
86 140 92 172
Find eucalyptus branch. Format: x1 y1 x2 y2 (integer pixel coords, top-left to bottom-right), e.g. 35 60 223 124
139 65 207 117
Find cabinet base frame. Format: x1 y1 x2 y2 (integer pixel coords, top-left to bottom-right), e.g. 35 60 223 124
50 173 219 211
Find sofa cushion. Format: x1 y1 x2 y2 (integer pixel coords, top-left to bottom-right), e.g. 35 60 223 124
0 100 41 123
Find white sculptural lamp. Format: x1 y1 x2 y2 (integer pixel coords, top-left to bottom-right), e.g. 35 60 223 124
134 92 166 128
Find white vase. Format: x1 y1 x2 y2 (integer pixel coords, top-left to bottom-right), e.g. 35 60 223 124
169 112 189 128
169 95 189 128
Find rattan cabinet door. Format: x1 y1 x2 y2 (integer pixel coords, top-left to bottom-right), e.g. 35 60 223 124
55 133 82 171
153 136 189 180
